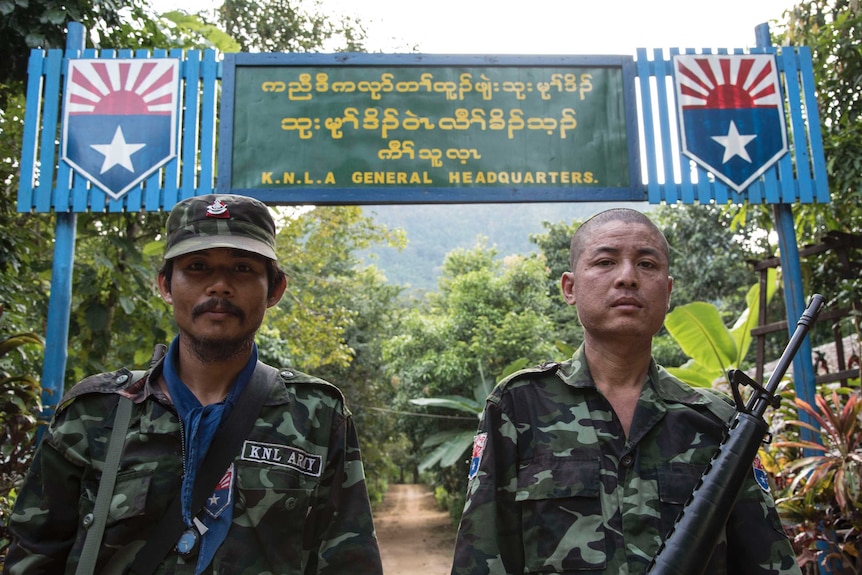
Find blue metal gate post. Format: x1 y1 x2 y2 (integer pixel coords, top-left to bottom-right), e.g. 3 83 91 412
756 22 833 575
39 23 82 425
772 204 819 435
754 24 819 442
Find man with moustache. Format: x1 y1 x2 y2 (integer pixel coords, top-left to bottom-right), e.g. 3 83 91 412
4 194 383 575
450 208 801 575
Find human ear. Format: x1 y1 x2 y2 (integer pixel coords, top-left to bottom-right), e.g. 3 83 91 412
267 273 287 308
561 272 577 306
667 276 674 310
157 273 173 304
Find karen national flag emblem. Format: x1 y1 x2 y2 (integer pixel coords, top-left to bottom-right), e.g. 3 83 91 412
468 432 487 480
61 58 180 200
673 54 788 192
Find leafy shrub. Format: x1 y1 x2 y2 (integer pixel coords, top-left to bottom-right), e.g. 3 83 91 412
0 305 44 564
767 387 862 574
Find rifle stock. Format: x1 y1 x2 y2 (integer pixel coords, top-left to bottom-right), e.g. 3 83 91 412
646 294 826 575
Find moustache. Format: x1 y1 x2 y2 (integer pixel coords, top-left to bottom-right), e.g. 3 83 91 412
192 298 245 320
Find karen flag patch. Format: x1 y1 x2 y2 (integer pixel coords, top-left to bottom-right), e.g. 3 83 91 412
752 455 770 493
468 432 488 480
206 463 234 518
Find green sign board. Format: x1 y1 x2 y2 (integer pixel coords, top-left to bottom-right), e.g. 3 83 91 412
218 54 643 204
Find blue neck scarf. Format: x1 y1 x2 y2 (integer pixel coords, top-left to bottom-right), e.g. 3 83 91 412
163 336 258 573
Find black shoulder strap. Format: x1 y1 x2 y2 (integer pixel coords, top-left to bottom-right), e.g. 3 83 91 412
128 362 278 575
76 395 134 575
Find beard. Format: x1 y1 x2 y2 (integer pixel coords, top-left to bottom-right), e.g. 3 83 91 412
185 331 257 364
185 297 260 363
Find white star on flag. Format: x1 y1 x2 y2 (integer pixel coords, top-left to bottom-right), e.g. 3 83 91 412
90 126 146 174
711 121 757 164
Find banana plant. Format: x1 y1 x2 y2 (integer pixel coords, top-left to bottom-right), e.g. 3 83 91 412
409 358 529 471
664 268 778 387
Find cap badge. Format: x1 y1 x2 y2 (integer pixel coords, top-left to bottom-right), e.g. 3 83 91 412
205 199 230 219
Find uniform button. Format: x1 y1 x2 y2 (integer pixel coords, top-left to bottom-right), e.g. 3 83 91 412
285 497 297 510
82 513 94 527
279 370 294 379
620 454 634 467
116 374 129 384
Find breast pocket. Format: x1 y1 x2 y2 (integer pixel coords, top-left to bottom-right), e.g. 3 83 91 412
76 468 156 551
657 462 706 536
218 464 315 573
516 456 606 573
106 469 151 525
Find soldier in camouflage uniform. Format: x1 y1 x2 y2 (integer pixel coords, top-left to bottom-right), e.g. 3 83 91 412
450 208 801 575
4 194 383 575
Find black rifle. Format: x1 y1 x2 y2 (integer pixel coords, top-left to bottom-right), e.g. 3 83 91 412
646 293 826 575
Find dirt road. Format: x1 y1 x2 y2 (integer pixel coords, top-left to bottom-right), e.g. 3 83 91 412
375 483 457 575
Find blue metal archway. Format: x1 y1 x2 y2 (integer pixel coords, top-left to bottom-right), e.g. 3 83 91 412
19 23 828 436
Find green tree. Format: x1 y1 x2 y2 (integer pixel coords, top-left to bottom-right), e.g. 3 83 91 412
262 205 406 504
653 204 770 315
0 86 52 341
0 0 174 90
384 244 560 517
218 0 366 53
63 212 174 381
264 206 404 369
730 1 862 328
156 10 242 52
529 220 584 349
314 265 406 504
776 0 862 239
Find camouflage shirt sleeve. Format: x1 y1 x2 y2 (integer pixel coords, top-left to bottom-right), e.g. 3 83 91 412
2 398 94 574
292 379 384 574
449 367 541 575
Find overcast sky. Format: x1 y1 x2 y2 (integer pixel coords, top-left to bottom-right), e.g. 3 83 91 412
151 0 798 54
321 0 797 54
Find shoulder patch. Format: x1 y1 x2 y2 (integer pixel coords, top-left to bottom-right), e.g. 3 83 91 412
752 455 771 492
468 433 488 480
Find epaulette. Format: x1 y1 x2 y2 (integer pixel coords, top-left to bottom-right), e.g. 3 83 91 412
55 345 165 412
496 360 561 388
57 368 145 411
273 366 346 404
658 366 738 424
690 385 737 423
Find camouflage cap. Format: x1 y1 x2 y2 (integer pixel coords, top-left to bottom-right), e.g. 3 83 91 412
164 194 277 260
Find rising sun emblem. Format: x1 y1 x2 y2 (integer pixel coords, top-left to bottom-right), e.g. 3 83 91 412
66 59 178 115
672 54 788 192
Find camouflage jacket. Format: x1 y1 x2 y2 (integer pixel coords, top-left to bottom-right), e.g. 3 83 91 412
450 346 801 575
4 351 383 575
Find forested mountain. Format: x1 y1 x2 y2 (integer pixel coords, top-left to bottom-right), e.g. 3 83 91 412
361 201 651 292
